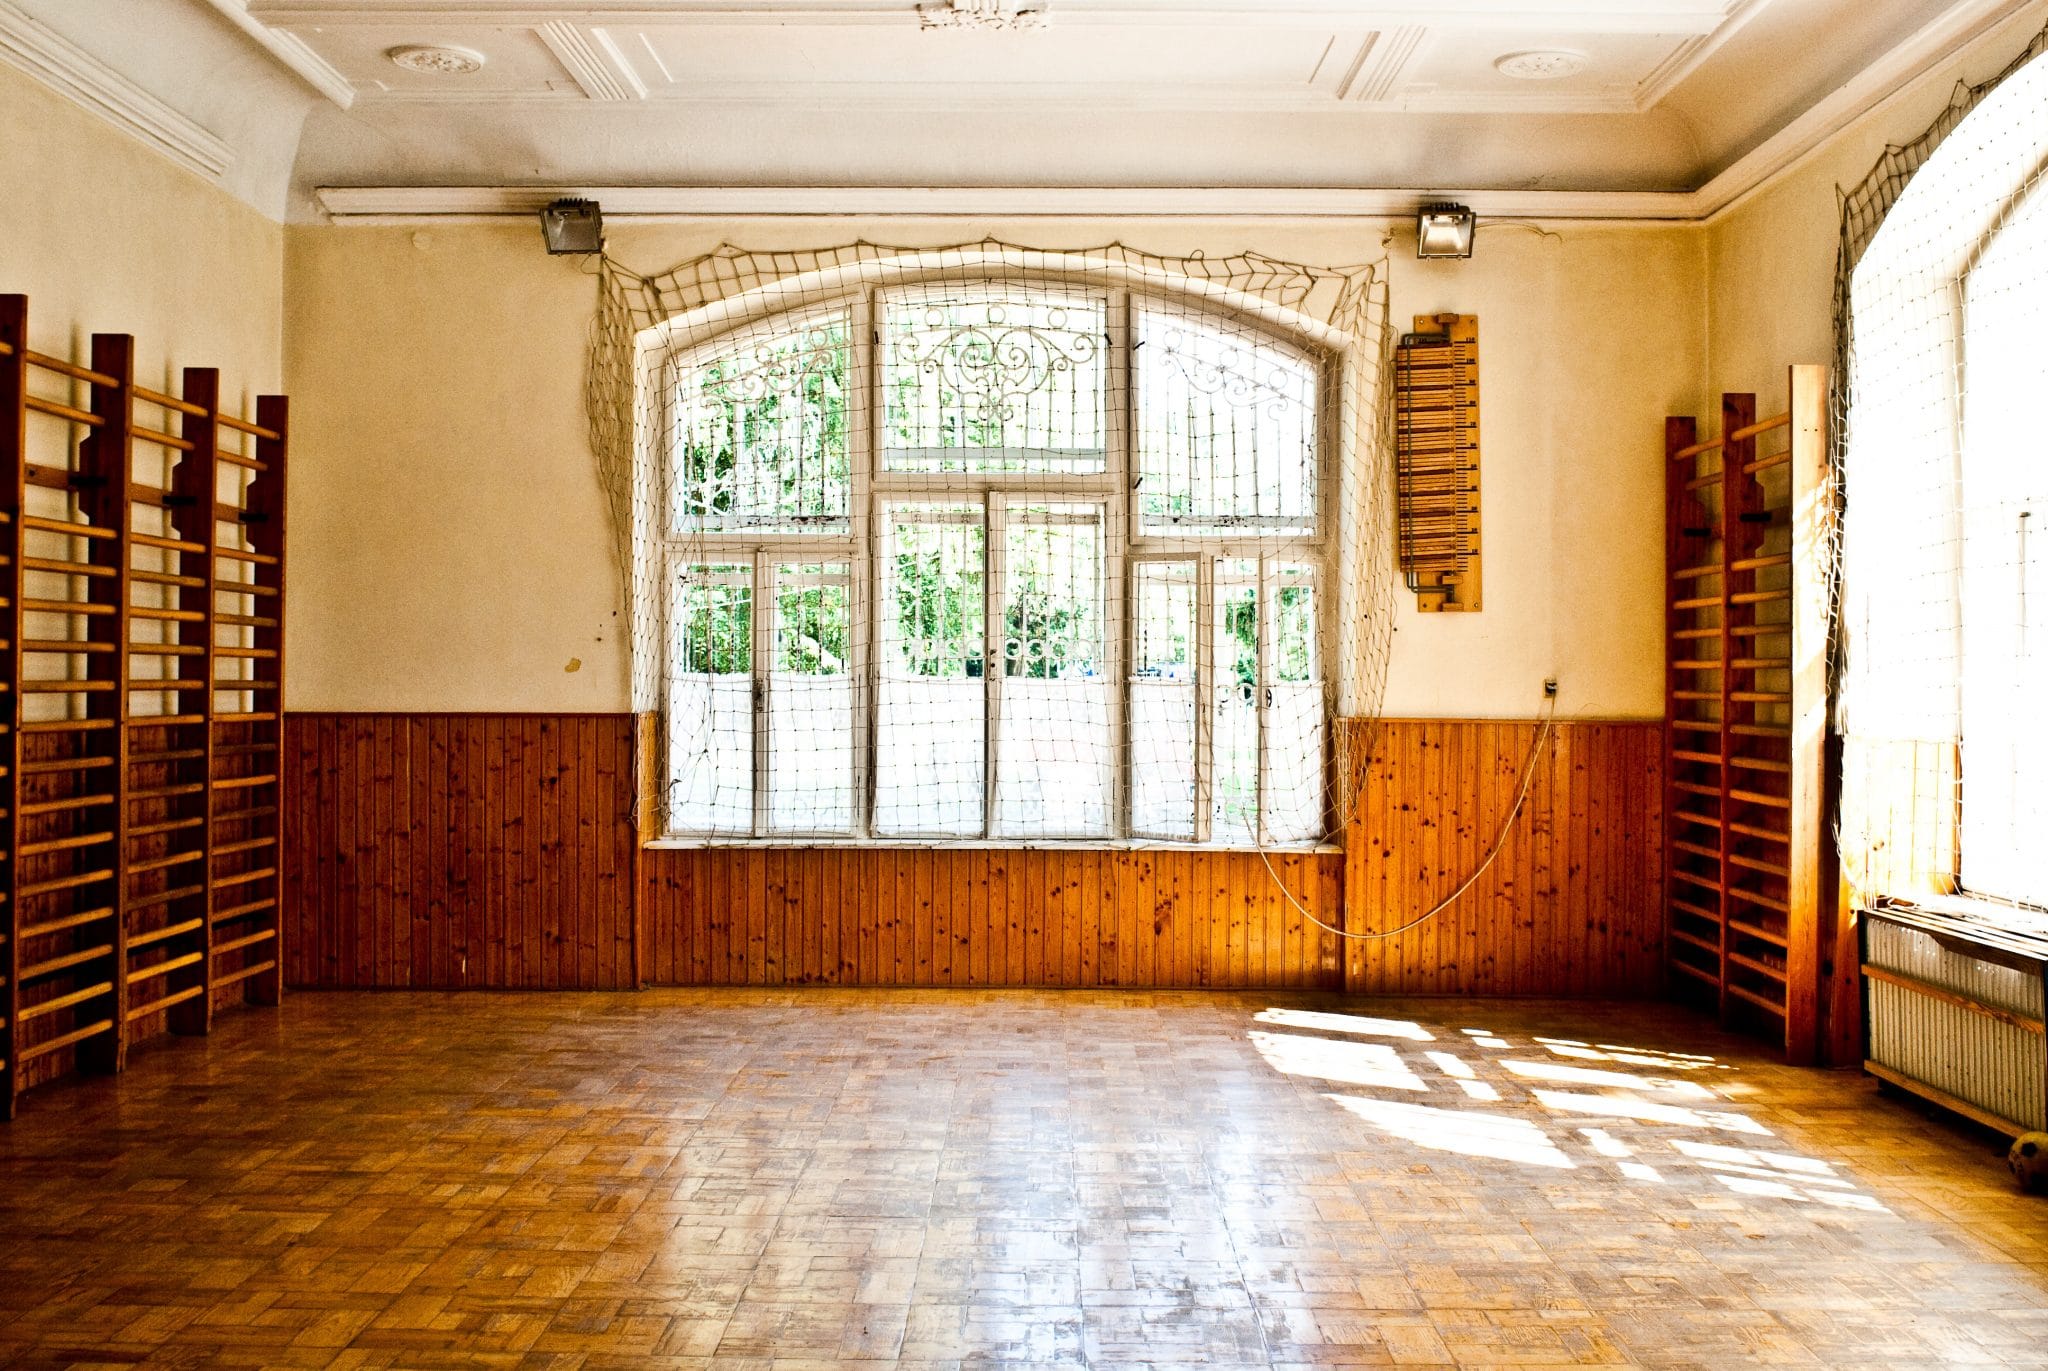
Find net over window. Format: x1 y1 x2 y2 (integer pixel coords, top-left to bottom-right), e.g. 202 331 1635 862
602 243 1392 849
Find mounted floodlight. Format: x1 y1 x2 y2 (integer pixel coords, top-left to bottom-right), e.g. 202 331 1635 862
1416 202 1477 260
540 197 603 254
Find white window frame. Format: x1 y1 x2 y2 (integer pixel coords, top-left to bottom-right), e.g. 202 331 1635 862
642 277 1335 849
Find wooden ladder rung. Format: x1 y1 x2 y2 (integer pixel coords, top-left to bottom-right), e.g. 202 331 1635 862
128 849 206 877
129 883 205 912
213 866 276 890
1669 957 1719 986
1728 886 1789 915
127 951 204 985
19 869 115 898
17 1017 116 1061
210 959 276 990
212 896 276 923
1726 981 1786 1015
18 907 116 940
127 916 204 950
212 928 275 957
125 984 204 1021
18 981 115 1022
1730 918 1787 947
20 831 115 857
19 944 115 982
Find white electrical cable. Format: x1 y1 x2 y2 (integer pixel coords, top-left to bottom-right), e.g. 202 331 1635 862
1260 694 1558 942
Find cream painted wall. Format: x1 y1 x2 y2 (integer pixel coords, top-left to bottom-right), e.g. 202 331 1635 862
0 62 282 404
283 218 1704 717
1706 2 2048 418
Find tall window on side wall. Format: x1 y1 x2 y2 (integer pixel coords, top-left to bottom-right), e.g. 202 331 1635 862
650 280 1331 846
1957 179 2047 908
1843 45 2048 914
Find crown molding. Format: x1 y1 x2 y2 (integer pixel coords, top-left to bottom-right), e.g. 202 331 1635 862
251 1 1734 31
0 0 234 179
312 183 1704 222
197 0 355 108
1688 0 2036 220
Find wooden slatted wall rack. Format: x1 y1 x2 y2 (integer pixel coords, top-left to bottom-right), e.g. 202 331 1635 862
0 294 287 1117
1393 312 1480 612
1663 365 1829 1062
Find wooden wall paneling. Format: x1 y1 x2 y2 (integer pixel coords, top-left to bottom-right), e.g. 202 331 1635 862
281 714 639 991
1340 720 1665 997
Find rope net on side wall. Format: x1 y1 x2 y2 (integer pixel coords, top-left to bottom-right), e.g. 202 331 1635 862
586 239 1394 876
1832 26 2048 919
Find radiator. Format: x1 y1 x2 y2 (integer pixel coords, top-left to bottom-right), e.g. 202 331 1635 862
1862 905 2048 1136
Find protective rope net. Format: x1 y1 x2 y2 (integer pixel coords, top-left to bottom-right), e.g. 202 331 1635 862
1832 25 2048 917
589 239 1394 853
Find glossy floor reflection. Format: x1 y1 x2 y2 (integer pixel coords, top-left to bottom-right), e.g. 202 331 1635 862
1 990 2044 1368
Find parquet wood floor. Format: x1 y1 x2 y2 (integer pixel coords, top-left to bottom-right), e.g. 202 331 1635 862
0 991 2043 1369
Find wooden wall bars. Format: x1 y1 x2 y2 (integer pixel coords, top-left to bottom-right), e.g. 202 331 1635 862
1663 365 1832 1062
0 294 289 1116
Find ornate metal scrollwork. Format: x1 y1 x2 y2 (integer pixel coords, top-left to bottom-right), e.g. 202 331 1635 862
894 300 1100 428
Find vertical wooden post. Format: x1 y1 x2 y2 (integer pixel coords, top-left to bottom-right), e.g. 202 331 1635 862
246 396 287 1006
0 298 25 1118
1663 413 1698 1000
1784 363 1830 1064
1716 393 1759 1025
634 710 656 989
169 369 220 1034
80 333 134 1074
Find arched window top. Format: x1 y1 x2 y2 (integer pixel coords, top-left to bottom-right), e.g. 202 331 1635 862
637 269 1336 847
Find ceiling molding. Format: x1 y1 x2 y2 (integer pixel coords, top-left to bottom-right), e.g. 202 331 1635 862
312 183 1705 221
535 20 648 99
1630 0 1771 112
1341 25 1425 103
247 0 1734 32
197 0 355 108
0 0 234 179
1688 0 2035 220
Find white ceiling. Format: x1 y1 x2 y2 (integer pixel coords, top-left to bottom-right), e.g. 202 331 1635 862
1 0 2036 220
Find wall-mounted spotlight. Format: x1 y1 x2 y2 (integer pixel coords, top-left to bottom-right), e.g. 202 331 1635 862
1416 202 1477 260
540 197 604 254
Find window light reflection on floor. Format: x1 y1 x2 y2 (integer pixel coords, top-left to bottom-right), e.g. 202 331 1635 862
1250 1010 1887 1213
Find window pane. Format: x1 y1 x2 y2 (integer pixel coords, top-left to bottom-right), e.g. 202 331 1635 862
997 502 1110 837
771 563 855 834
1213 559 1261 843
669 309 850 534
1266 562 1324 844
1136 306 1317 536
1130 561 1196 839
882 285 1107 472
876 503 986 836
1959 186 2048 907
668 562 753 835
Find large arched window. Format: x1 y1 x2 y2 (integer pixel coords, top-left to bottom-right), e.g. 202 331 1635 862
1843 43 2048 911
643 277 1333 847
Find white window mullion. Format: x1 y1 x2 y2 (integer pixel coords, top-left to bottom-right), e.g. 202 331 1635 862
752 557 774 838
1109 291 1131 839
1194 554 1215 845
984 490 1008 840
1256 555 1276 847
854 290 877 840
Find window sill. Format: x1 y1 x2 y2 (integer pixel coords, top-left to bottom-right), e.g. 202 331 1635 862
645 836 1343 855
